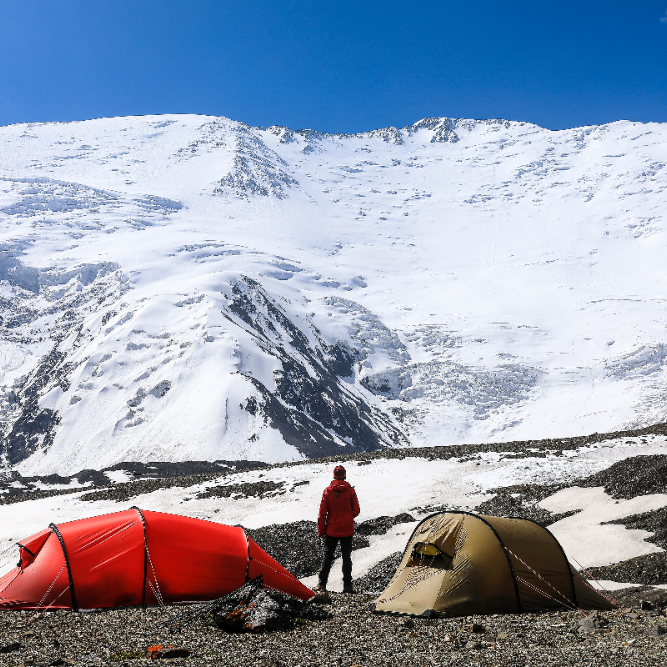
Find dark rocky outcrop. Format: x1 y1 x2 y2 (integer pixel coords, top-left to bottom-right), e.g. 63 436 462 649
227 276 407 458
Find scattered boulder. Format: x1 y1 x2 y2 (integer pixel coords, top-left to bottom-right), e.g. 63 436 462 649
577 612 608 634
311 591 332 604
613 585 667 610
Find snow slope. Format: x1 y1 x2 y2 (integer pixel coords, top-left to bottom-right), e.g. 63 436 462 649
1 115 666 474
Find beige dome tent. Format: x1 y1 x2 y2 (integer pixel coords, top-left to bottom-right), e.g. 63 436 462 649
374 512 615 617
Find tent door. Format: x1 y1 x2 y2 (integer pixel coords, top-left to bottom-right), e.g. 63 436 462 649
407 542 453 569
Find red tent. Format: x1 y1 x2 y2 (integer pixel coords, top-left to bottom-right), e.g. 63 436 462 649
0 508 313 610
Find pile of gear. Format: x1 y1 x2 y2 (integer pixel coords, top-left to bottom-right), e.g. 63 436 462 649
178 577 330 633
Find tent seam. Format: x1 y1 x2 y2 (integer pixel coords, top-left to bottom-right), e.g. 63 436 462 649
243 530 251 583
464 513 523 613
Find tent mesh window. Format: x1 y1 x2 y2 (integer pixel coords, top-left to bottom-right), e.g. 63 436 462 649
407 542 453 569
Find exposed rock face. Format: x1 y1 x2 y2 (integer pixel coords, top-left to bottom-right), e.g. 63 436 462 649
213 123 300 199
226 276 407 458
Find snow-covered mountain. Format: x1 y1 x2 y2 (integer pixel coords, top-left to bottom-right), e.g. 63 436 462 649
1 114 666 475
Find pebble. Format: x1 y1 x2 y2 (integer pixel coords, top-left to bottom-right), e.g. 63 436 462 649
1 592 666 666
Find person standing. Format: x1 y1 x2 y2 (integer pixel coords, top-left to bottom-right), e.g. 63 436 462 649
314 465 360 593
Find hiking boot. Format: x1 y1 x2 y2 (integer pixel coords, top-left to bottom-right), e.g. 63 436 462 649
343 583 356 594
313 583 327 593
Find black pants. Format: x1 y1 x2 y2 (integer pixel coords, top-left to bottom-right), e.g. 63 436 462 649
319 535 353 587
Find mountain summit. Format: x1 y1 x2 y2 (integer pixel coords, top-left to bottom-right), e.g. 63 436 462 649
1 114 665 474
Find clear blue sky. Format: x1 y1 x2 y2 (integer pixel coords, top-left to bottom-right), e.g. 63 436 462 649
1 1 666 132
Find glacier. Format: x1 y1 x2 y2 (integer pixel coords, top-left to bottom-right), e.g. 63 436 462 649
0 114 666 475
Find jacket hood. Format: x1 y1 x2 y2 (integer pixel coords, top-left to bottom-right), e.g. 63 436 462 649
328 479 352 491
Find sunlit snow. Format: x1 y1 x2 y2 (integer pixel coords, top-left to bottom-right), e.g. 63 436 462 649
1 115 666 474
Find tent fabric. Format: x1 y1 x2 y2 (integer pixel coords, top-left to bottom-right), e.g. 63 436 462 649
0 509 313 610
374 512 615 617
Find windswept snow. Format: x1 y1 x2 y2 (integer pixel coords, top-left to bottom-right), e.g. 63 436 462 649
0 114 667 473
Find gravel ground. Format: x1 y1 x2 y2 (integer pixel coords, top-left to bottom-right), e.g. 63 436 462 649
475 484 573 525
2 431 666 663
246 515 415 580
1 593 667 666
577 455 667 499
4 424 666 507
355 552 403 595
586 553 667 586
475 454 667 531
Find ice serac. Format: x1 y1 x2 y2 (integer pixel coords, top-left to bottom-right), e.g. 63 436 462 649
0 252 127 467
0 113 666 473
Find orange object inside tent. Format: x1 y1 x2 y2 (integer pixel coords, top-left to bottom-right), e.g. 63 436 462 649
0 508 313 610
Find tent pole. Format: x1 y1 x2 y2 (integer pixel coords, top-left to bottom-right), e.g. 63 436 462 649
48 524 78 612
131 507 149 607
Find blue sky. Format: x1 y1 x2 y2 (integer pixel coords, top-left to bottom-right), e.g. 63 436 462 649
1 1 666 132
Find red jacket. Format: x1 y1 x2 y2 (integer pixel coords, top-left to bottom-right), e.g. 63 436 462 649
318 480 360 537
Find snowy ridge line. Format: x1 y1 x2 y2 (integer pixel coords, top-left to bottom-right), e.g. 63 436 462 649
266 421 667 466
260 117 539 144
2 113 667 470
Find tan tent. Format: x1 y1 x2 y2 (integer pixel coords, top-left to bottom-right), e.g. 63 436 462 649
374 512 615 617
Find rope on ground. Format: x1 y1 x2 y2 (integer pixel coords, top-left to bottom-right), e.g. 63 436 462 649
567 554 627 611
33 564 66 613
31 584 72 623
28 564 68 623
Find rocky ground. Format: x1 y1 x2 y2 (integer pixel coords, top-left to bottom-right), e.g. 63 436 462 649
1 588 667 666
246 514 416 579
2 426 667 664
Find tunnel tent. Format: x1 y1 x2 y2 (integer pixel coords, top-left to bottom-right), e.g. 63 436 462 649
0 508 313 611
374 511 615 617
